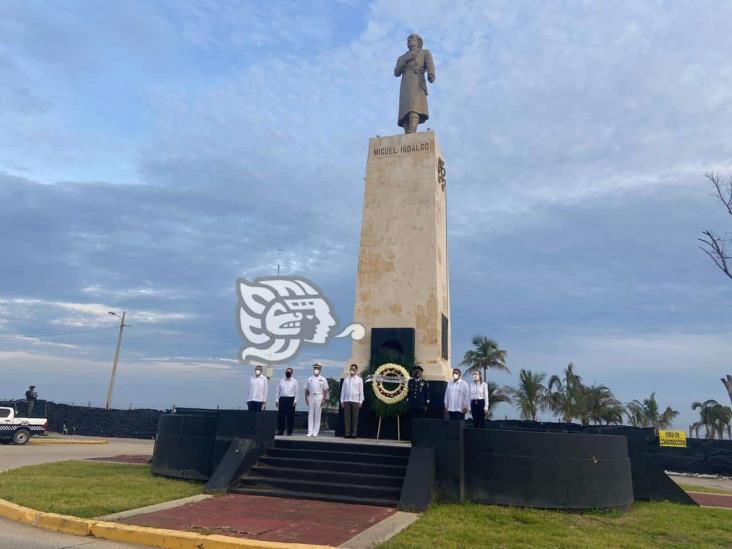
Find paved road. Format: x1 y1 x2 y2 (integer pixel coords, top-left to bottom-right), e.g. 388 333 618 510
0 517 148 548
669 474 732 493
0 437 155 548
0 437 154 472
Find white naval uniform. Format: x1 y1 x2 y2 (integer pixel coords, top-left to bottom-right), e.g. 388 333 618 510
305 374 329 436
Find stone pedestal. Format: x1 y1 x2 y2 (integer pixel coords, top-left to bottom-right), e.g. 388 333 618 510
347 131 451 382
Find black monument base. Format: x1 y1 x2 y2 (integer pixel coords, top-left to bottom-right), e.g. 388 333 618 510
411 419 635 510
151 409 276 483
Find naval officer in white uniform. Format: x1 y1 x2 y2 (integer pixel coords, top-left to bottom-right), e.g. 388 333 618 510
304 362 329 437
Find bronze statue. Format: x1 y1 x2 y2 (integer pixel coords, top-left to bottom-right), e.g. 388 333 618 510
394 33 436 134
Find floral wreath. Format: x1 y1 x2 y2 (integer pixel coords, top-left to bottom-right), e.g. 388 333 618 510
371 363 411 404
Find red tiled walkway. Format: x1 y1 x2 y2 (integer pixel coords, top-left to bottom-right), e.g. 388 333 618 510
121 493 395 546
688 492 732 509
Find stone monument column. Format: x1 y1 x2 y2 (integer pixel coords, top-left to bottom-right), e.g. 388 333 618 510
347 130 451 382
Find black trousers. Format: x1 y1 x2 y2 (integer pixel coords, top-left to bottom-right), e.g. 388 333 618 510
27 400 35 417
448 411 465 421
410 408 426 419
247 401 263 412
277 396 295 435
471 399 486 428
343 401 360 437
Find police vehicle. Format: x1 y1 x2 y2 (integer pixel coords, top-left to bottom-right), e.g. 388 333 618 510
0 406 47 445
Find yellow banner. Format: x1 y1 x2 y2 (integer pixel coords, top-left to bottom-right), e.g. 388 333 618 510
659 430 687 448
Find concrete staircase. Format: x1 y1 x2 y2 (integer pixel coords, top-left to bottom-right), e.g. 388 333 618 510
234 438 410 507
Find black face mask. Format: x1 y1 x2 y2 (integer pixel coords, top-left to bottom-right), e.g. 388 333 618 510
285 371 292 378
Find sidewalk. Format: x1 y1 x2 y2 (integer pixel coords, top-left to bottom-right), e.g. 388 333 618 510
120 493 398 546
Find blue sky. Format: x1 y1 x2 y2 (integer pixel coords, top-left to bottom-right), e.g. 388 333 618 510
1 0 731 429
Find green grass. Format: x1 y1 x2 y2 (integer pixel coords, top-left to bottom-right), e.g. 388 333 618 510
678 483 732 496
0 461 202 518
380 501 732 549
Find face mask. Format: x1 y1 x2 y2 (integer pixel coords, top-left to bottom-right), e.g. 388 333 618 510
313 369 320 376
452 373 460 381
255 370 261 377
285 371 292 378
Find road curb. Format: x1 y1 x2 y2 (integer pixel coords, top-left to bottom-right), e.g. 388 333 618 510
0 498 333 548
29 438 108 445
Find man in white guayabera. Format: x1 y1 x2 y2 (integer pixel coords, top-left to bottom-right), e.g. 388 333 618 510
340 363 364 439
444 368 470 420
305 363 329 437
247 365 268 411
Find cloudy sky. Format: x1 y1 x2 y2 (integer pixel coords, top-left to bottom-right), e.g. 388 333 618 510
1 0 731 429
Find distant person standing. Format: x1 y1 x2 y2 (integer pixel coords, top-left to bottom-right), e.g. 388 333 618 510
275 367 298 436
305 363 329 437
444 368 469 420
407 365 430 418
340 364 364 439
469 371 489 428
25 385 38 417
247 365 268 411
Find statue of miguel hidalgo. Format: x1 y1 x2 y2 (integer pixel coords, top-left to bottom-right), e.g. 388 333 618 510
394 33 436 133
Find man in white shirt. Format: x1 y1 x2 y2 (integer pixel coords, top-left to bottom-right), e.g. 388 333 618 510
469 371 490 428
444 368 470 420
340 363 364 439
304 362 329 437
275 367 298 436
247 365 268 411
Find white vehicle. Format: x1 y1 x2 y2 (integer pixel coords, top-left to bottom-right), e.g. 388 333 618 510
0 406 47 445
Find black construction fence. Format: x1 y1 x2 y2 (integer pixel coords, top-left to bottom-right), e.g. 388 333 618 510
0 399 161 439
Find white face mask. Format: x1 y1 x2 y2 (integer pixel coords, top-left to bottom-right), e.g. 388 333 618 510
255 370 261 377
313 369 320 376
452 373 460 381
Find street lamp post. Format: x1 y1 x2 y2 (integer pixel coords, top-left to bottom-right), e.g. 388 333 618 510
105 311 127 410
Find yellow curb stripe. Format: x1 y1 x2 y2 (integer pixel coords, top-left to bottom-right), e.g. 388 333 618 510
0 499 38 525
29 439 108 445
35 512 93 536
0 498 333 549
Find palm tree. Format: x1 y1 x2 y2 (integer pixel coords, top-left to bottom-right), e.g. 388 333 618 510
461 336 510 381
691 399 719 439
712 404 732 440
578 384 623 426
626 400 651 428
547 363 584 423
626 393 678 434
691 400 732 439
506 369 547 421
486 381 511 420
599 403 626 426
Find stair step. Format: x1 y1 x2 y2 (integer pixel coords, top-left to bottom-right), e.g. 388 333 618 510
239 476 401 499
259 456 407 476
274 439 411 457
250 465 404 487
267 447 409 465
232 487 398 507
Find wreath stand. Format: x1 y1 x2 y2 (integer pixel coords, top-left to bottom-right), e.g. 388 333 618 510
376 414 401 441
